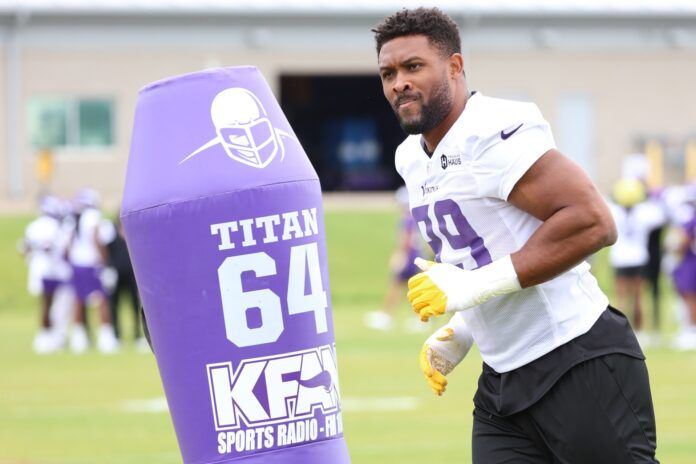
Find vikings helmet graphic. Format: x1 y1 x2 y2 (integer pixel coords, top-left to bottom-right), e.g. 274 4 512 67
180 87 292 168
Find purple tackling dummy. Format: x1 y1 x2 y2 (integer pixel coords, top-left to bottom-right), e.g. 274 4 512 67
121 67 350 464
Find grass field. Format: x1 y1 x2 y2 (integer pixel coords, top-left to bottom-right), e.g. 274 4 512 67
1 210 696 463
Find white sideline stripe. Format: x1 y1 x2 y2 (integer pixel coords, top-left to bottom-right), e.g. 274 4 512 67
120 396 419 414
121 398 169 413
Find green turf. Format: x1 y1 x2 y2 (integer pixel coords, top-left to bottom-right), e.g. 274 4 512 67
1 211 695 463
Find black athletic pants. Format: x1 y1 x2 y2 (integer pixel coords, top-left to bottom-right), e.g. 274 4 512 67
109 273 141 340
472 353 658 463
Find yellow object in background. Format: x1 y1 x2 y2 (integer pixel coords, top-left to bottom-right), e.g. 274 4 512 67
644 140 663 189
613 177 646 207
686 140 696 183
36 148 54 184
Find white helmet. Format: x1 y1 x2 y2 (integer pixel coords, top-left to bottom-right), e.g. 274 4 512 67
210 88 278 168
74 188 100 210
39 195 63 218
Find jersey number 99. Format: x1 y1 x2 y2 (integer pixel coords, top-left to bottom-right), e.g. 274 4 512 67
412 198 492 268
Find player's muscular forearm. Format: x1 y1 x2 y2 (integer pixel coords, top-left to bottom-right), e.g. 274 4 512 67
508 150 617 288
511 203 614 287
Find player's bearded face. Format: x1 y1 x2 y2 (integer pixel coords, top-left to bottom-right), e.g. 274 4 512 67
392 74 453 135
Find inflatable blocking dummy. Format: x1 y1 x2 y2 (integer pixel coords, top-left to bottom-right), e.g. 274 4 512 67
121 67 351 464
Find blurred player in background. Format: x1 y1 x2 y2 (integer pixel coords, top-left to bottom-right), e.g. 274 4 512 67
622 154 669 339
365 186 426 331
21 196 73 353
374 8 658 462
645 201 667 337
67 188 119 353
608 177 665 344
669 185 696 350
105 215 145 348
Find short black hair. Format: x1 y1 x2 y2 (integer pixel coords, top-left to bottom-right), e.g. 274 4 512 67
372 7 461 57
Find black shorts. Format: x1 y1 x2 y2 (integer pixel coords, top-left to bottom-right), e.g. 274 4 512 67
615 265 646 278
472 353 659 463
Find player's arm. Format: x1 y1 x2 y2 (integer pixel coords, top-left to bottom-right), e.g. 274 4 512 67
401 224 414 251
508 149 617 288
93 226 108 264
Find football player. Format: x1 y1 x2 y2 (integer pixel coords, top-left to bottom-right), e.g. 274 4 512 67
22 196 72 353
365 186 427 331
67 188 119 353
374 8 658 463
608 178 666 345
669 185 696 350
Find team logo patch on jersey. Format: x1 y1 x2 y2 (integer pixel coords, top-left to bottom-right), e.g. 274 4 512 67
421 183 439 197
440 154 462 170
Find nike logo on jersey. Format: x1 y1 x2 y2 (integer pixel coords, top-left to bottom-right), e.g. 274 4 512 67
501 123 523 140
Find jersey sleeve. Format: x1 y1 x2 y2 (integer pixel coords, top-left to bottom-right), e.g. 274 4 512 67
98 219 117 245
81 208 102 228
639 201 667 230
24 220 41 248
394 145 405 179
473 114 556 201
394 138 413 180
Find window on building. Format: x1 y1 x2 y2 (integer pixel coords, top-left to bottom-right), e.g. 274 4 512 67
556 94 595 179
28 97 114 149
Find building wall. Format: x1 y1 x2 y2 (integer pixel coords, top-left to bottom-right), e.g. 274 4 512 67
20 48 229 208
468 49 696 190
3 15 696 209
16 47 379 208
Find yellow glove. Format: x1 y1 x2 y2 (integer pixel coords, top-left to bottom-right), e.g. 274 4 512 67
407 256 521 322
408 274 447 321
419 314 474 396
407 258 448 322
419 329 454 396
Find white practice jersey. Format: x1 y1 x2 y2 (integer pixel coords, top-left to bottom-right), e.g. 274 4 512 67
68 207 109 267
24 215 74 291
24 215 59 294
608 200 665 268
662 185 696 226
395 92 608 373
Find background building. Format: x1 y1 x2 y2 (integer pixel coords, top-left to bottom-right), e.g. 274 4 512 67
1 0 696 209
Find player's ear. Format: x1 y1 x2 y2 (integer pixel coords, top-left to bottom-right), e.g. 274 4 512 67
448 53 464 79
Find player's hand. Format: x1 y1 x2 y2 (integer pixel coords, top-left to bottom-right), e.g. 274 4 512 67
419 316 474 396
419 329 453 396
406 258 467 321
407 256 521 322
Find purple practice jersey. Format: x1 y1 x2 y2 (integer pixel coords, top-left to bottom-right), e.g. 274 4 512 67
396 214 421 281
673 215 696 295
121 67 350 464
